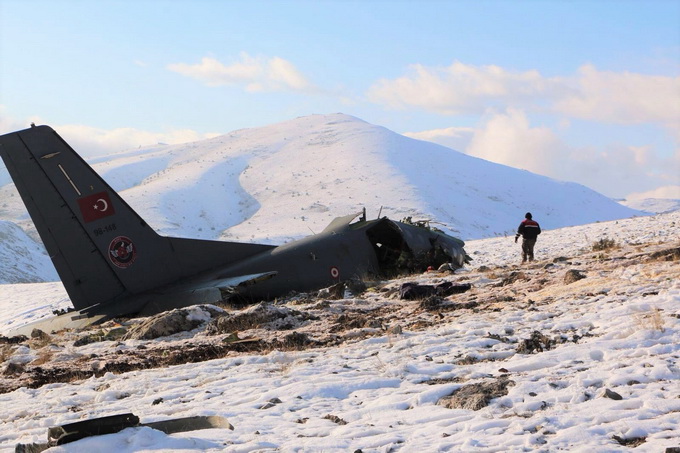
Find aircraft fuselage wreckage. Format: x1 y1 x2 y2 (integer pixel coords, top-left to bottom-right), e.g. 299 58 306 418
0 125 470 335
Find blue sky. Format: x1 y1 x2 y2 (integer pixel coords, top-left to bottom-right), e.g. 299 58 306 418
1 0 678 199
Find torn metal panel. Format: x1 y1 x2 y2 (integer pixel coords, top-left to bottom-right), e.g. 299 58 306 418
15 413 233 452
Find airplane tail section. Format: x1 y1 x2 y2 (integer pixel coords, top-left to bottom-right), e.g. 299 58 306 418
0 125 272 314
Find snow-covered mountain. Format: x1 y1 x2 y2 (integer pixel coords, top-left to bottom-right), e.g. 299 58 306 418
620 197 680 214
0 113 644 283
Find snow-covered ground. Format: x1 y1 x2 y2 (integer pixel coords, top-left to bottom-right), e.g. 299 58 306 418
1 211 678 452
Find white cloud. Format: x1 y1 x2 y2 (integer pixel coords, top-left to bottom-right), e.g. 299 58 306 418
408 109 679 198
372 61 679 198
0 111 219 157
58 124 220 157
368 62 680 129
368 61 557 114
626 185 680 200
466 108 562 176
554 64 680 127
0 108 42 134
167 53 314 93
403 126 475 151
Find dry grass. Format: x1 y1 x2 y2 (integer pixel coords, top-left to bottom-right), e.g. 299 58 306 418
592 237 617 251
0 344 13 363
30 349 55 366
634 308 665 333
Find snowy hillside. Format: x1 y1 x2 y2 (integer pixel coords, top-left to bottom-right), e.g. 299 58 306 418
0 221 57 283
620 197 680 214
1 114 642 250
0 211 678 451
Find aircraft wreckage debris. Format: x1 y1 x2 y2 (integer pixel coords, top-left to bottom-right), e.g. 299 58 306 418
15 413 233 452
0 125 470 336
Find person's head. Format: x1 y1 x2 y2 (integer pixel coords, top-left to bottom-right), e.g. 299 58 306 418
525 212 532 219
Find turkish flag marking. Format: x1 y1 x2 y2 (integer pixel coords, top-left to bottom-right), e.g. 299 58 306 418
77 191 115 223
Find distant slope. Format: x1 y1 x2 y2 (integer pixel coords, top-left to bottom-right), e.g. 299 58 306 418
0 221 58 283
620 198 680 214
0 114 643 270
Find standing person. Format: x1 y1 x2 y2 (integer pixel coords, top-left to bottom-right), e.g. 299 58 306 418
515 212 541 263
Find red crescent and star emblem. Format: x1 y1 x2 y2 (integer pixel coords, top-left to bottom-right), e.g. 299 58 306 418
78 191 115 223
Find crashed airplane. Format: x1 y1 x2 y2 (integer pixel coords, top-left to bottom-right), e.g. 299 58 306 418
0 125 470 335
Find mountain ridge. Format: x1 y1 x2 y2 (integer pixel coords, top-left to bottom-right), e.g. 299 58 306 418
0 113 647 283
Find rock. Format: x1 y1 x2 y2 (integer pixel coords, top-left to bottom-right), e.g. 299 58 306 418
259 398 282 410
30 329 49 340
124 305 222 340
206 303 314 335
564 269 586 284
419 295 444 310
401 282 471 300
497 271 528 287
279 332 312 349
319 282 345 299
0 335 27 344
387 324 403 335
603 388 623 400
2 361 25 376
437 377 514 410
612 434 646 447
345 278 368 296
516 331 552 354
323 414 347 425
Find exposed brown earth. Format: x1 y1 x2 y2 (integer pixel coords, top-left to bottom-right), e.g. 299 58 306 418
1 239 678 394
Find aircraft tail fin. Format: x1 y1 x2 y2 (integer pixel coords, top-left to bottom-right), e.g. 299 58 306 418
0 125 271 313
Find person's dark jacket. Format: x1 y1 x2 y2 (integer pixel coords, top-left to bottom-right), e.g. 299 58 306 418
517 219 541 240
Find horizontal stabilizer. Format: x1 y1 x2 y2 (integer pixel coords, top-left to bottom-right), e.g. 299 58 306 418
7 310 107 337
136 271 278 316
210 271 278 291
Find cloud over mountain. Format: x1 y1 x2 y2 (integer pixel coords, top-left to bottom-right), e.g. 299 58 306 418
167 53 314 93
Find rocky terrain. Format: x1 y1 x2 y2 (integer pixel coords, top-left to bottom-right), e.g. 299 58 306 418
1 212 678 451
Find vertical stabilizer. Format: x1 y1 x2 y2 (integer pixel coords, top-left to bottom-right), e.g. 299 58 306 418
0 126 180 310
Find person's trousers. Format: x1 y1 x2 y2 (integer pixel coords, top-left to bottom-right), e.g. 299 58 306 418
522 238 537 262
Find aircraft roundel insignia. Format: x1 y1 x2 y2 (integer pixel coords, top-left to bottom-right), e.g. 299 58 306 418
108 236 137 268
330 266 340 279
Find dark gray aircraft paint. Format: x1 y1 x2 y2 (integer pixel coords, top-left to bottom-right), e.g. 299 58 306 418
0 125 469 334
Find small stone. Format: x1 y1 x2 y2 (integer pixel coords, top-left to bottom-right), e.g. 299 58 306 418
30 329 50 340
388 324 403 335
564 269 586 284
323 414 348 425
603 388 623 400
